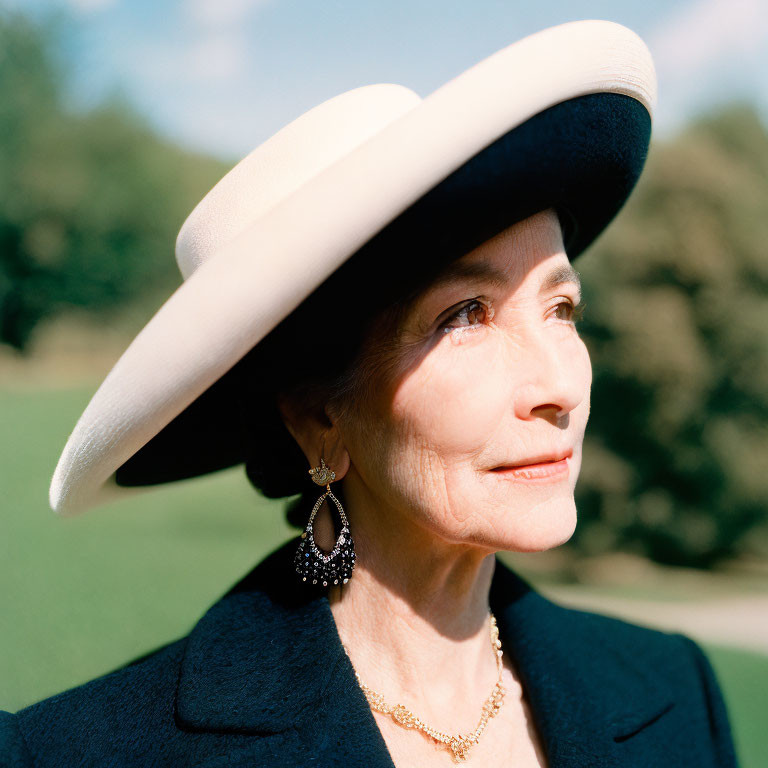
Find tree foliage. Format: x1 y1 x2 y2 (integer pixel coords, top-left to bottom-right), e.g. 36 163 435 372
575 104 768 567
0 12 228 350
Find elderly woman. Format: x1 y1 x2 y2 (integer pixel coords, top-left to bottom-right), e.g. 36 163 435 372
1 20 737 768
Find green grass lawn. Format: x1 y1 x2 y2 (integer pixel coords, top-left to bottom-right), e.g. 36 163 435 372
0 384 296 710
1 386 765 766
703 645 768 768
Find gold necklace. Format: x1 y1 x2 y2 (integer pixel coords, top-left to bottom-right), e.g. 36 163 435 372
350 613 506 763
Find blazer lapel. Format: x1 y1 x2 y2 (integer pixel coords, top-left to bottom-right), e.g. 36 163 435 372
175 538 675 767
489 561 676 766
175 537 395 767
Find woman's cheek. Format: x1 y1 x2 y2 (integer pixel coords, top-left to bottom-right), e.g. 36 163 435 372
391 329 512 452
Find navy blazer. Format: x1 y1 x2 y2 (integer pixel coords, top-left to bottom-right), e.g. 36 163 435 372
1 537 738 767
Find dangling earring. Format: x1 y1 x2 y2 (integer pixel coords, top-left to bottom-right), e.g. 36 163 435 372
294 458 356 587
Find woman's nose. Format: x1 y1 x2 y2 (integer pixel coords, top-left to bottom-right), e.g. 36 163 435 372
511 333 589 424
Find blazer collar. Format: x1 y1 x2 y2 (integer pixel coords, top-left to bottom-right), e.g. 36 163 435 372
175 537 675 766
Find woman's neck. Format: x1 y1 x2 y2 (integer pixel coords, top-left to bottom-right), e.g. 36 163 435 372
323 492 499 730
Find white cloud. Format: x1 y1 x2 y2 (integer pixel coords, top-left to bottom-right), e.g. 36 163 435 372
128 33 250 87
185 34 249 82
65 0 118 13
186 0 270 28
647 0 768 134
650 0 768 77
122 0 275 157
165 0 271 87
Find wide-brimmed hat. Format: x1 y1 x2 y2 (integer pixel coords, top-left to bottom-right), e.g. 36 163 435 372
49 19 656 515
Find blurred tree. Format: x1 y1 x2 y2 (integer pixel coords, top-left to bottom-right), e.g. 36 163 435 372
575 103 768 568
0 12 228 350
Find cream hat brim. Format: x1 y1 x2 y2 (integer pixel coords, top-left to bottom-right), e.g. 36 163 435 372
50 19 656 515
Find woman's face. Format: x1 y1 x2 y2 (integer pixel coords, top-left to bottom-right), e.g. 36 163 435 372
337 208 592 553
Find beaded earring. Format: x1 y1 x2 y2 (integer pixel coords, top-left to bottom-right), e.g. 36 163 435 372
294 458 356 587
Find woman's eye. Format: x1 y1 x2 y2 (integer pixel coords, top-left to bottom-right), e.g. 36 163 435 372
552 300 584 323
440 299 489 334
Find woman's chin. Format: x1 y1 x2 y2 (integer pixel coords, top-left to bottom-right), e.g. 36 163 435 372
463 496 578 553
505 517 577 552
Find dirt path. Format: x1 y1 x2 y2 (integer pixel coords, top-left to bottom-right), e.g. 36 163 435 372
541 588 768 654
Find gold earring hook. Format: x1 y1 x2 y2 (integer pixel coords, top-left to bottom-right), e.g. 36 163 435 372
309 452 335 489
308 434 335 489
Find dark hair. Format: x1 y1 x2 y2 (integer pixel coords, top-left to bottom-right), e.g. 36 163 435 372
234 279 411 529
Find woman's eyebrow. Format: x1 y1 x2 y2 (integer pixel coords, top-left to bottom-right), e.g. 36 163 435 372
538 263 581 296
429 261 510 290
430 260 582 295
402 261 508 328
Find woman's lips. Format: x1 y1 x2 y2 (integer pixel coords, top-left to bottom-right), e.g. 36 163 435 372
489 456 570 482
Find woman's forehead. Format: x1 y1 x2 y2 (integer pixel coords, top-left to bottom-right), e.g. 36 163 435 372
424 211 577 296
364 210 577 343
426 253 580 295
438 206 558 268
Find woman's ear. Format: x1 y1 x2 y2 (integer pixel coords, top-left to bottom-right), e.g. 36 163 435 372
276 394 350 480
322 418 351 481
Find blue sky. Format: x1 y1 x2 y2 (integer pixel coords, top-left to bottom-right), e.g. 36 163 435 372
5 0 768 160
